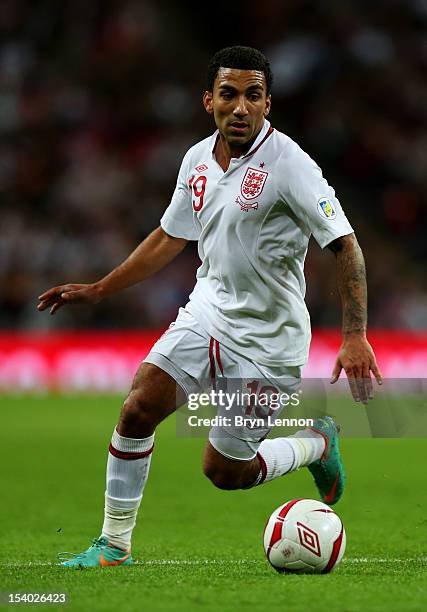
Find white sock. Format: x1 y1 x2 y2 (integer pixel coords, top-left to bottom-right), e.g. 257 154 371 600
101 428 154 550
254 427 325 485
288 428 326 467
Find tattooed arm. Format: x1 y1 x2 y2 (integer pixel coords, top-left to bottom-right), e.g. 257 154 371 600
327 233 382 403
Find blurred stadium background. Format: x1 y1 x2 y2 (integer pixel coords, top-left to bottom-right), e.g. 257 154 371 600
1 0 426 391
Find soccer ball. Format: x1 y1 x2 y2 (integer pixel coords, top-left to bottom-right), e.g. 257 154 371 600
263 498 346 574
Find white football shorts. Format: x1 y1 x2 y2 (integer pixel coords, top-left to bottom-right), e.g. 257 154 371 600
144 307 301 461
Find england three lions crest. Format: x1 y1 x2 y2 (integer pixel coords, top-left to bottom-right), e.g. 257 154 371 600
240 167 268 200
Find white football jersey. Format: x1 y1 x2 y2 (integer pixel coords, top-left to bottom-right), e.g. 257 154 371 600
160 120 353 367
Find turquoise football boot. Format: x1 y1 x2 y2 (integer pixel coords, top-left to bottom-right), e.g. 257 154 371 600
307 416 345 505
58 537 133 568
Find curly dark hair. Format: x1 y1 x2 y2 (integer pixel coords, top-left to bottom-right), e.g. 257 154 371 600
207 46 273 94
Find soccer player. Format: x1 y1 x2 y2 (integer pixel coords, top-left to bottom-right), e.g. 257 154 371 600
38 46 382 568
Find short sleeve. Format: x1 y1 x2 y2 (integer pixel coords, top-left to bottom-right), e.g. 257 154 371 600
160 151 201 241
277 145 353 248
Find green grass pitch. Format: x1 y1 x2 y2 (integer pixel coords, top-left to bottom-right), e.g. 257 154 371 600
0 395 426 611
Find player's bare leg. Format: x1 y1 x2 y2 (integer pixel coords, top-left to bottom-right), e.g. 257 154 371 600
116 362 183 438
60 363 184 568
203 442 261 489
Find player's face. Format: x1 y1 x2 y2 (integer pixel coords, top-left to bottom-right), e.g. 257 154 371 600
203 68 271 147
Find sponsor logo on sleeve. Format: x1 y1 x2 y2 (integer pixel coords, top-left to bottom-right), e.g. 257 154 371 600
317 197 337 220
195 164 208 173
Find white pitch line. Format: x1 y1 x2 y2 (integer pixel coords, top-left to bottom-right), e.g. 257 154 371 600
1 557 426 569
143 558 427 565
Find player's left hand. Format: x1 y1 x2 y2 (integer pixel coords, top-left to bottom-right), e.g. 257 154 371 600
330 335 383 404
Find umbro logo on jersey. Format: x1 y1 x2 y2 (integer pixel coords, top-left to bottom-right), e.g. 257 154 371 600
195 164 208 172
240 167 268 200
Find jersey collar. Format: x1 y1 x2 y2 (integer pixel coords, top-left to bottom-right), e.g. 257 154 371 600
242 119 272 158
210 119 273 161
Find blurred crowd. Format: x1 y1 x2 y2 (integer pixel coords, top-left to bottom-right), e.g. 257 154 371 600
1 0 426 331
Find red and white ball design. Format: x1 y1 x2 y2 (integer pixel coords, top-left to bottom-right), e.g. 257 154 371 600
263 498 346 574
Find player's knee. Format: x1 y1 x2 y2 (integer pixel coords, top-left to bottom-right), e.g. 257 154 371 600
203 464 241 490
121 389 159 431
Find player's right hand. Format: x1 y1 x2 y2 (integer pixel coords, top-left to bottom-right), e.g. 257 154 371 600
37 283 103 315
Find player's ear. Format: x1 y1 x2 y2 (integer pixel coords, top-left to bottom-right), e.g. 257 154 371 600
203 91 214 114
264 95 271 117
